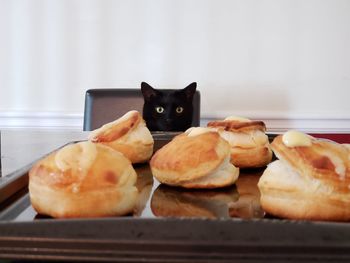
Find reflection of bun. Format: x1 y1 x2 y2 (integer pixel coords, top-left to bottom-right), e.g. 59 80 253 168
258 131 350 221
29 141 138 218
207 117 272 168
229 172 264 219
134 165 154 217
151 184 238 218
150 128 239 189
88 110 154 164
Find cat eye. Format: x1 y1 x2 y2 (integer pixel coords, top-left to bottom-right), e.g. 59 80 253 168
155 106 164 113
176 106 184 114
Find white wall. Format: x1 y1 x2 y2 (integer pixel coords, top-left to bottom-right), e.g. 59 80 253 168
1 0 350 132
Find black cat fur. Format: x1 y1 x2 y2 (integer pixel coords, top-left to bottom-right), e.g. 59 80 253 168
141 82 196 131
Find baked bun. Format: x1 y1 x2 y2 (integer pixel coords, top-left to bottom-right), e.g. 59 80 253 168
207 116 272 168
258 130 350 221
150 127 239 189
29 141 138 218
88 110 154 164
151 184 238 218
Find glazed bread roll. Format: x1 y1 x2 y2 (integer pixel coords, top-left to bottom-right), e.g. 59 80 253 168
88 110 154 164
150 127 239 189
29 141 138 218
258 130 350 221
207 116 272 168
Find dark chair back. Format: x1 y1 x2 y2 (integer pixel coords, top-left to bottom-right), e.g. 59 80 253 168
83 89 200 131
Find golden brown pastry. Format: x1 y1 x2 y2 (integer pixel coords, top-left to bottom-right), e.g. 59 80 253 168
88 110 154 164
207 116 272 168
258 130 350 221
29 141 138 218
150 127 239 189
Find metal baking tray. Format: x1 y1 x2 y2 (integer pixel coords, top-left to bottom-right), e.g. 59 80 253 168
1 133 350 262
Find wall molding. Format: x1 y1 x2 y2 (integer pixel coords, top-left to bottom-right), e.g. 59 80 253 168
0 111 350 133
0 111 83 130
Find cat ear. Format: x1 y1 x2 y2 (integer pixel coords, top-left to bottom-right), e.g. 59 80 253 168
141 82 158 101
183 82 197 99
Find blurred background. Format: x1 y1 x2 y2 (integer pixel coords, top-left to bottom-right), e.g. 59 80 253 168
0 0 349 132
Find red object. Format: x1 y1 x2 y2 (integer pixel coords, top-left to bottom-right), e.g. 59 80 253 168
309 134 350 144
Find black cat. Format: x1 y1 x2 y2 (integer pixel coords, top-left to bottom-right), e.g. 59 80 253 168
141 82 197 131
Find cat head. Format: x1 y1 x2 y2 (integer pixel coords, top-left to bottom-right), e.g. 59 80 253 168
141 82 197 131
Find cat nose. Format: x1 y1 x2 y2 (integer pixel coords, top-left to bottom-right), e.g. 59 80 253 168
165 119 172 124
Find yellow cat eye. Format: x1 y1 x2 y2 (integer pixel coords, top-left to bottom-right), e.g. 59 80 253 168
155 106 164 113
176 106 184 114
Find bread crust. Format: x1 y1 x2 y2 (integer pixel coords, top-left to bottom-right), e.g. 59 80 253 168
89 110 154 163
271 135 350 192
208 120 266 132
89 110 141 142
258 134 350 221
207 119 272 168
150 131 239 189
29 141 138 218
230 145 272 168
